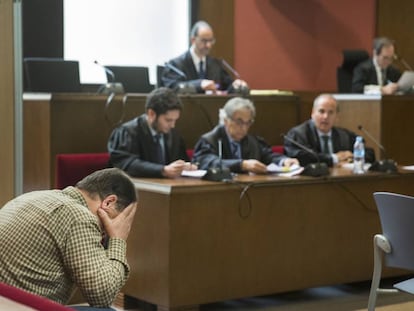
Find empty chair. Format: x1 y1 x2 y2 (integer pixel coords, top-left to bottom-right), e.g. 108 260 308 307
368 192 414 311
55 153 110 189
105 65 154 93
24 57 81 92
337 49 369 93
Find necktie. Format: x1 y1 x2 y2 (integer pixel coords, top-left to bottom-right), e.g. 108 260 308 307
154 134 165 164
199 60 205 79
382 69 387 86
321 135 330 154
231 141 241 159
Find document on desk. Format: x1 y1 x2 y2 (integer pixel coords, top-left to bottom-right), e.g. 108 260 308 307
401 165 414 171
341 163 372 171
181 170 207 178
266 163 304 176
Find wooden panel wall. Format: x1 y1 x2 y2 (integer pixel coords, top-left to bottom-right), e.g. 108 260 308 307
198 0 234 66
0 0 15 204
377 0 414 72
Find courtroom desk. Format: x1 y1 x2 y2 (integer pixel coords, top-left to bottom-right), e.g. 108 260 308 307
124 168 414 311
23 93 299 192
333 94 382 159
381 95 414 165
333 94 414 166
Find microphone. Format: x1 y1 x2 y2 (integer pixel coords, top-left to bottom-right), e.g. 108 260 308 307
164 62 187 79
282 134 329 177
94 60 124 94
95 60 115 82
393 54 413 71
221 59 241 79
220 59 250 96
203 139 233 182
357 125 397 173
164 62 196 94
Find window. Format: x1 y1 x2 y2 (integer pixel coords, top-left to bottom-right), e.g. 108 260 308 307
64 0 189 84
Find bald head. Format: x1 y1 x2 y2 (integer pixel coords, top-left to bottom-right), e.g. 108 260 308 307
311 94 338 134
190 20 215 58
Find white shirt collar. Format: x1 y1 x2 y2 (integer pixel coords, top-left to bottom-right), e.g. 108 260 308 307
190 46 205 68
373 58 384 85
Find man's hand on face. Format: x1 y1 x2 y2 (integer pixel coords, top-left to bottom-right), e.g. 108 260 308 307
98 202 137 240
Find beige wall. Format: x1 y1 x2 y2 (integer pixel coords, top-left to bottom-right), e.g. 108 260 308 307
0 0 15 204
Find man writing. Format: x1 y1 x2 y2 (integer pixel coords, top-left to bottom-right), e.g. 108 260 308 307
108 87 196 178
352 37 401 94
0 168 137 309
161 20 248 94
193 97 298 174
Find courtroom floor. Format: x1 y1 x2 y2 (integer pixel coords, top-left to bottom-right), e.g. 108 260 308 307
112 276 414 311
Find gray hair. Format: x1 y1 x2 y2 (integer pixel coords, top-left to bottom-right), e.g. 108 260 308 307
219 97 256 124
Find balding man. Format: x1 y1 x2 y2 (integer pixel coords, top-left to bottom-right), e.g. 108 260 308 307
161 20 248 94
284 94 376 167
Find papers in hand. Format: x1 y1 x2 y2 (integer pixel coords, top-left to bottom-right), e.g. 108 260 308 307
397 70 414 92
266 163 304 176
181 169 207 178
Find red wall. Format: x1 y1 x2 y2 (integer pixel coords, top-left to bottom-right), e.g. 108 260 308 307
234 0 376 91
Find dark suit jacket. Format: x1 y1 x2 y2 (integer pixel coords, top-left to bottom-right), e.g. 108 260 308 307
351 59 401 93
161 51 234 93
193 125 287 173
284 120 375 167
107 114 189 177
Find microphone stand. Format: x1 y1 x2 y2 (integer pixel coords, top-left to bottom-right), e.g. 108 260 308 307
220 59 250 96
282 134 329 177
202 139 233 182
357 125 397 173
164 62 196 94
94 60 124 94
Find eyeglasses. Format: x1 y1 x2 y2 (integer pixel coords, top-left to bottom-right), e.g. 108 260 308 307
230 117 254 127
197 37 216 45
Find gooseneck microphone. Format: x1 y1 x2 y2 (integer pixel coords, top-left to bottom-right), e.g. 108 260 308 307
282 134 329 177
164 62 187 79
357 125 386 159
221 59 241 79
164 62 196 94
94 60 116 82
220 58 250 96
393 54 413 71
357 125 397 173
94 60 124 94
202 138 233 182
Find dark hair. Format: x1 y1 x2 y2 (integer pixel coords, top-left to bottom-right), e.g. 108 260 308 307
76 168 137 211
373 37 395 55
190 20 212 38
145 87 183 115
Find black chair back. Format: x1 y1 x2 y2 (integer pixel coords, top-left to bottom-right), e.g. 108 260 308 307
105 65 154 93
337 50 369 93
24 57 81 92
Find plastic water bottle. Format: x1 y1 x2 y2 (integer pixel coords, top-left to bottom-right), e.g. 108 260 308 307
353 136 365 174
